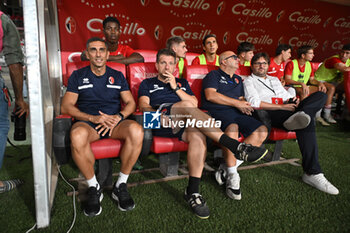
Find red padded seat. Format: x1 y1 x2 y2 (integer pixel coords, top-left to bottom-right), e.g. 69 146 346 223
184 65 218 107
269 128 296 141
151 136 188 154
91 138 123 159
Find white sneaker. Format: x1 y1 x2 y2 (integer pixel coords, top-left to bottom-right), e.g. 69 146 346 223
226 173 241 200
316 117 330 126
324 115 337 124
302 173 339 195
283 111 311 130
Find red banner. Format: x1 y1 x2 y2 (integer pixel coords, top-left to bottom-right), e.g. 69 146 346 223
57 0 350 77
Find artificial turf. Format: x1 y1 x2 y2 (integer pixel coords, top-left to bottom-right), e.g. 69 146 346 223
0 121 349 233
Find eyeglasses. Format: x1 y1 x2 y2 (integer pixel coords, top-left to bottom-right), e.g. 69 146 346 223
224 54 238 61
253 62 268 66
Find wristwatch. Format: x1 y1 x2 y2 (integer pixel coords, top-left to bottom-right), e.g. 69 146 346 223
173 84 181 92
117 112 124 120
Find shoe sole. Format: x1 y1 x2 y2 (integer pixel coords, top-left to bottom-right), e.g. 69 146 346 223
284 113 311 130
195 214 210 219
251 149 268 163
83 193 104 217
111 192 135 211
226 189 242 200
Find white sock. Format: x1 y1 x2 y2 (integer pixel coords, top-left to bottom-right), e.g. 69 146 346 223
316 109 322 118
116 172 129 188
227 166 237 174
227 159 244 175
236 159 244 167
86 175 99 189
324 106 331 118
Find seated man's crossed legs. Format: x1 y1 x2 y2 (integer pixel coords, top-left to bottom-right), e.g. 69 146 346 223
70 119 144 217
169 100 268 163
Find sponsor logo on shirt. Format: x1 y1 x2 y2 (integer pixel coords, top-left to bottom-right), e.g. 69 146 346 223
150 84 165 93
83 78 90 84
219 76 228 84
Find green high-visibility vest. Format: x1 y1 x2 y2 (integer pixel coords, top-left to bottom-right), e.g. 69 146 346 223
178 58 184 78
315 55 350 83
198 54 220 66
291 59 312 87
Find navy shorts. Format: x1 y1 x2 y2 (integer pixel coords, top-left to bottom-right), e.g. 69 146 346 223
75 119 123 139
208 108 263 138
152 103 185 141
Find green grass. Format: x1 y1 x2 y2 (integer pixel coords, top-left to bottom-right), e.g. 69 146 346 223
1 121 350 233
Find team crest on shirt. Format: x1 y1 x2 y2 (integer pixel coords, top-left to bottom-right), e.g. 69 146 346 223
83 78 89 84
177 82 182 87
235 78 240 84
109 76 115 84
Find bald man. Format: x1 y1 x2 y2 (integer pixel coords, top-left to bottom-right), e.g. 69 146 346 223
201 51 268 200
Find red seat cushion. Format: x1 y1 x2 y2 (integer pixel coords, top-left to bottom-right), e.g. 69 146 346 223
91 138 123 159
151 136 188 154
269 128 296 141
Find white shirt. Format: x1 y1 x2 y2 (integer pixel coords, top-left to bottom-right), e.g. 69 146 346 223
243 73 295 108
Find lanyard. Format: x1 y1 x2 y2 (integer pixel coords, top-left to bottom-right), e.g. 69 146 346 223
258 79 275 95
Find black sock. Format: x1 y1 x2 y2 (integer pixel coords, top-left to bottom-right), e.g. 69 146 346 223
187 176 201 195
219 134 240 155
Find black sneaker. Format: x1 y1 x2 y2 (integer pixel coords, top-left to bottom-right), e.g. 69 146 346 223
83 186 103 217
112 183 135 211
236 143 268 162
184 191 210 219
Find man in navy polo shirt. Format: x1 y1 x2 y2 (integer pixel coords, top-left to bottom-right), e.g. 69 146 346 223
202 50 268 200
138 48 268 219
61 37 144 217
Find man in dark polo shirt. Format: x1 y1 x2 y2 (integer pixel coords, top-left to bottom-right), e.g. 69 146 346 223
138 48 268 219
202 51 268 200
61 37 144 217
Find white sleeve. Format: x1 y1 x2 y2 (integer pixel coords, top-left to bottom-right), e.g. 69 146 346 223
243 77 261 108
270 76 295 100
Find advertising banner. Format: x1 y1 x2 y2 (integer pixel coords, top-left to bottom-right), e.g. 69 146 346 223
57 0 350 77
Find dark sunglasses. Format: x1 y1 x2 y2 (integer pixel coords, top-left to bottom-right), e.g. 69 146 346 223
224 54 238 61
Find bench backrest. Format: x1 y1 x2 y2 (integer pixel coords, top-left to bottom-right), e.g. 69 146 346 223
183 65 218 107
134 49 157 63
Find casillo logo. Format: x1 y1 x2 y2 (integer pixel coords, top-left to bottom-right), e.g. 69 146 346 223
334 17 350 29
289 37 319 48
289 11 321 24
236 32 273 45
159 0 210 10
171 26 212 40
232 3 272 18
87 18 146 35
332 41 344 50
